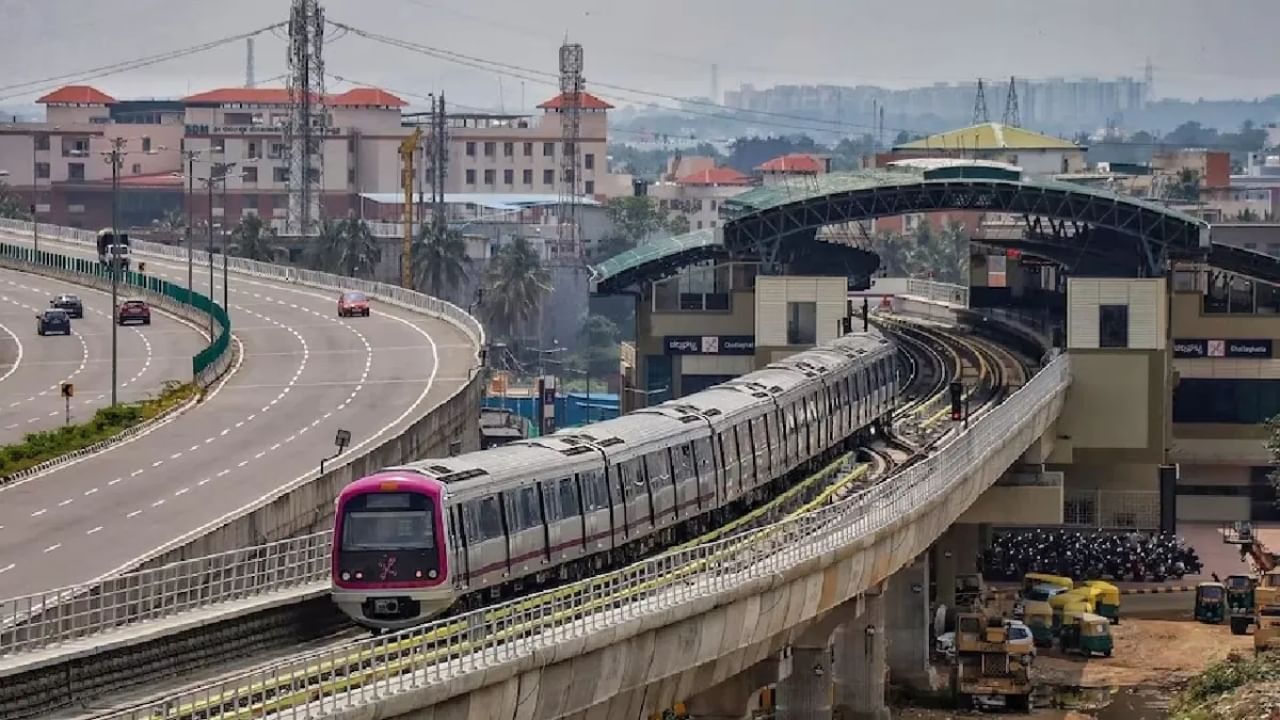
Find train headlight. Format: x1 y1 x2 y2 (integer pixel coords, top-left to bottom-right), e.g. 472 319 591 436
341 572 350 581
415 570 423 578
355 572 363 580
428 569 438 579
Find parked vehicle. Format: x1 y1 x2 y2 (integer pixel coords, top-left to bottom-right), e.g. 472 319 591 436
36 308 71 336
1059 610 1114 657
117 299 151 325
1022 600 1054 647
338 291 370 317
1082 580 1121 624
1227 574 1257 635
49 294 83 318
1196 581 1226 624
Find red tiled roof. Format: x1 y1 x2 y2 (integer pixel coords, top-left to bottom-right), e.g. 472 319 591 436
328 88 407 108
37 85 117 105
537 91 614 111
757 153 823 173
676 167 752 186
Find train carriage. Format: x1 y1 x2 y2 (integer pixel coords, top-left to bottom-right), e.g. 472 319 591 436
331 329 904 630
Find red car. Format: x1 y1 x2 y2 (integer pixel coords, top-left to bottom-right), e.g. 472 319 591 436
338 291 371 318
117 299 151 326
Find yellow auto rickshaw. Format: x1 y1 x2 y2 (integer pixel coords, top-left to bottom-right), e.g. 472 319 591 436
1022 600 1054 647
1083 580 1121 624
1023 573 1074 597
1060 610 1114 657
1050 594 1094 632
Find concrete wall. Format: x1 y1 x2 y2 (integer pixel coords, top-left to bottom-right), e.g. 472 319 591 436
957 485 1064 525
323 372 1067 720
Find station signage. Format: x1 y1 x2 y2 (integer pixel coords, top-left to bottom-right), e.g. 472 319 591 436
664 335 756 356
1173 338 1273 359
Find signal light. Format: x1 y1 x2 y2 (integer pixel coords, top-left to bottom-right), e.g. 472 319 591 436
949 382 963 421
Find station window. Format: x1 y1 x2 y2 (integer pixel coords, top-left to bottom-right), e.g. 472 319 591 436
1098 304 1128 348
1173 379 1280 424
787 301 817 345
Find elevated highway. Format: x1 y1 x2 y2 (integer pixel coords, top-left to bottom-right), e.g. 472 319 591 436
0 268 205 443
0 220 481 601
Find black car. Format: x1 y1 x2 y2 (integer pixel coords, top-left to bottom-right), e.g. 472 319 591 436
37 309 71 336
50 294 84 318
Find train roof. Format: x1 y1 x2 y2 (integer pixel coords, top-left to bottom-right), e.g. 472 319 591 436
339 471 437 499
400 441 601 500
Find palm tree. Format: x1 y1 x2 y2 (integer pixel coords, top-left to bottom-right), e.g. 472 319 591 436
230 214 281 262
412 224 470 301
483 237 551 341
338 217 381 279
151 208 186 244
306 220 346 274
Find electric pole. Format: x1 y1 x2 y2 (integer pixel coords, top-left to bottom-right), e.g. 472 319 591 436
104 137 125 407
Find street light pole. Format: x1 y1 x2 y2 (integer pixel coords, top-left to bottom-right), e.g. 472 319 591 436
31 133 39 255
206 175 215 341
105 137 125 407
184 150 195 304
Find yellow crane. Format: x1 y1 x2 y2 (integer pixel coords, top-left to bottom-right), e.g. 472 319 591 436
398 127 423 289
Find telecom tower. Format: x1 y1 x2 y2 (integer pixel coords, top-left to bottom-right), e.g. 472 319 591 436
556 41 584 261
284 0 327 239
1002 76 1021 127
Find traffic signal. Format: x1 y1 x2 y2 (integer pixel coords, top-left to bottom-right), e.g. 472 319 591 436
949 382 963 421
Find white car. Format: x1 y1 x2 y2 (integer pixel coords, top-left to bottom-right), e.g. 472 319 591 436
935 621 1035 663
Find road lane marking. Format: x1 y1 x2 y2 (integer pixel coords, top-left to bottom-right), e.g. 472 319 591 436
43 544 61 553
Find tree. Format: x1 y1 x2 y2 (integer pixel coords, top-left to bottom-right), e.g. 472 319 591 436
306 218 381 278
725 135 821 174
666 213 691 235
1171 168 1202 202
482 237 550 341
0 182 31 221
307 220 347 274
151 208 186 244
575 313 621 379
604 196 675 246
412 224 470 301
229 214 282 262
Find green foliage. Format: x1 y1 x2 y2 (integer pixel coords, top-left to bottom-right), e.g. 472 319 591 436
230 214 283 262
412 224 471 301
0 181 31 221
0 381 194 477
1172 652 1280 718
725 135 822 174
870 219 968 284
307 218 382 278
482 237 550 342
604 197 679 247
606 142 723 180
573 314 621 376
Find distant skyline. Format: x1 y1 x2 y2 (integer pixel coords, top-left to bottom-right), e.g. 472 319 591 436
2 0 1278 113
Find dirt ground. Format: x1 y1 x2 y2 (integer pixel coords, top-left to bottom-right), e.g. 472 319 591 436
894 618 1251 719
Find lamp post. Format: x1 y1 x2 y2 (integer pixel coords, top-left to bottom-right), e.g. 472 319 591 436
103 138 126 407
31 132 41 255
181 149 201 304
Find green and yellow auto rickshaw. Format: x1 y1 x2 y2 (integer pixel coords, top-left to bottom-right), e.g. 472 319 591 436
1083 580 1121 624
1050 590 1095 631
1023 573 1074 597
1023 600 1054 647
1226 574 1257 635
1060 610 1114 657
1195 581 1226 624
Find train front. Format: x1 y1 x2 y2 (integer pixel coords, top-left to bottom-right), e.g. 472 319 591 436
330 471 454 630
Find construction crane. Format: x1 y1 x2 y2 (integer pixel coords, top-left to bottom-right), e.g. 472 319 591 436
399 127 423 289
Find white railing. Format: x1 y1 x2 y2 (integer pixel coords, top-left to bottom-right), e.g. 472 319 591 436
96 355 1070 720
0 532 331 657
0 218 484 659
905 277 970 308
0 219 485 349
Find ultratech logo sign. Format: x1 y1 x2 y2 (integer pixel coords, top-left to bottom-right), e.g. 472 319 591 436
1173 338 1273 359
664 335 756 356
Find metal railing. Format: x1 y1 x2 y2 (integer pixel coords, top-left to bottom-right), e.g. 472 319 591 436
0 217 483 660
0 532 331 657
96 355 1070 720
0 241 231 387
0 219 485 349
905 277 970 308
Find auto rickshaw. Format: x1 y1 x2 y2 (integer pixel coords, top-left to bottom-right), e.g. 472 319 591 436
1226 574 1257 635
1059 610 1114 657
1082 580 1121 624
1050 593 1094 632
1022 600 1054 647
1023 573 1073 597
1195 581 1227 624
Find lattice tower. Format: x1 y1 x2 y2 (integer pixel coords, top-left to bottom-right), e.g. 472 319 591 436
556 42 584 262
972 78 989 125
285 0 327 238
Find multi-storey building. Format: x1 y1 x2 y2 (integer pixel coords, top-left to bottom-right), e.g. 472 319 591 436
0 84 621 239
647 155 753 232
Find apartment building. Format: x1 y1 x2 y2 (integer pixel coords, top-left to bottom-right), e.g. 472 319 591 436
0 84 620 237
647 155 753 231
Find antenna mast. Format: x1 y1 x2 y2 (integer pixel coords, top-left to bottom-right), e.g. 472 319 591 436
556 41 584 262
285 0 327 240
245 37 256 88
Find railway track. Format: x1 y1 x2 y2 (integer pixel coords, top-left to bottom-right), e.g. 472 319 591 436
74 323 1036 720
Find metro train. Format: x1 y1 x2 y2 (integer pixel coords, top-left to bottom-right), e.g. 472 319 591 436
331 329 901 630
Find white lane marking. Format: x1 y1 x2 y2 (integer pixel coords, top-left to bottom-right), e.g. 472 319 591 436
108 477 121 486
126 510 142 519
174 488 189 497
0 319 22 386
87 526 103 535
131 469 144 477
30 509 46 517
84 487 98 496
43 543 61 553
58 499 73 507
151 499 165 508
0 563 14 575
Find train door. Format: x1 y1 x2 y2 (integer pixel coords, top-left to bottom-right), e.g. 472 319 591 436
537 480 559 564
647 450 676 526
472 495 507 586
452 505 471 587
580 469 610 552
692 436 716 510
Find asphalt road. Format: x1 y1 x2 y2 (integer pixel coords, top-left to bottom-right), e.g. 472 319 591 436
0 230 476 598
0 269 206 445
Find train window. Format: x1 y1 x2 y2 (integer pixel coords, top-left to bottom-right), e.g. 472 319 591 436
519 486 542 530
582 470 609 510
647 452 672 490
477 496 503 540
693 437 714 483
738 423 754 484
541 483 560 522
558 478 578 517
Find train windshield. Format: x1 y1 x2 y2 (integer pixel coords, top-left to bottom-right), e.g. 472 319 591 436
341 492 435 551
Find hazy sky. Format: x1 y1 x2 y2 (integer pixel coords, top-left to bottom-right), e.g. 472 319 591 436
2 0 1278 113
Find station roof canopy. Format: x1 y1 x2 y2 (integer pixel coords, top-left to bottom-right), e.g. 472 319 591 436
893 122 1082 152
358 192 600 212
590 228 723 293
